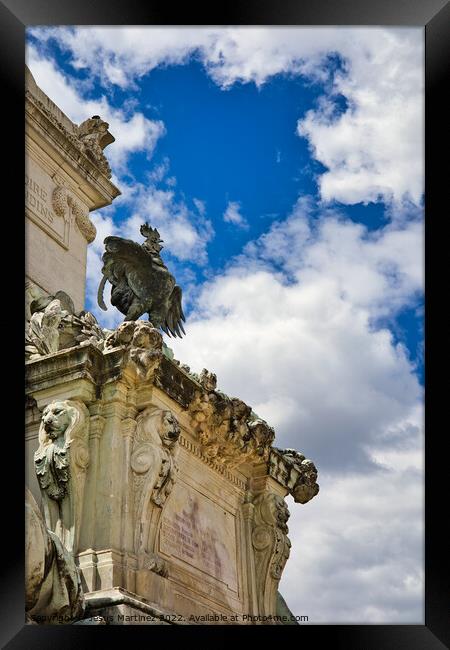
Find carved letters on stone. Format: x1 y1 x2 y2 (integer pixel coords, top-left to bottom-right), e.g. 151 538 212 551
131 406 180 575
251 492 291 618
34 400 90 554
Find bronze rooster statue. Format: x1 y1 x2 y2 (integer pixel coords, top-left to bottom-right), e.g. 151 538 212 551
97 223 186 338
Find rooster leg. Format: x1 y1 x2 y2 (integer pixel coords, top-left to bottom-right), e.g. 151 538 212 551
124 297 146 321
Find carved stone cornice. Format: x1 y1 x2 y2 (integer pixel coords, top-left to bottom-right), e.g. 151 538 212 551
25 89 120 206
25 90 113 181
25 343 105 398
187 369 274 469
178 434 247 490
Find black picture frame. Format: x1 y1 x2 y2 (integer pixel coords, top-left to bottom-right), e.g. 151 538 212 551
3 0 448 647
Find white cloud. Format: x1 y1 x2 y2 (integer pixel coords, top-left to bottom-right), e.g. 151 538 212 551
165 201 423 621
297 34 424 206
117 183 214 265
280 463 423 623
85 213 122 329
244 198 423 319
223 201 248 229
29 26 424 206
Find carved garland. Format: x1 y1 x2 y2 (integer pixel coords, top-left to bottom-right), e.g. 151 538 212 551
52 186 96 243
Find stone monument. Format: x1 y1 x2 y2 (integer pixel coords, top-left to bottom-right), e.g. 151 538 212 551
25 69 319 626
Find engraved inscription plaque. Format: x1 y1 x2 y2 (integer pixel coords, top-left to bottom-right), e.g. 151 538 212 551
25 157 70 248
159 481 238 592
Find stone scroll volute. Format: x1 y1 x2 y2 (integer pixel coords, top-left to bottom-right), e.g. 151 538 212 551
130 406 180 575
251 492 292 619
34 400 90 554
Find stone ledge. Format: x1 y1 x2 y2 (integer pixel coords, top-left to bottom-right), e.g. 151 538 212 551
84 587 188 625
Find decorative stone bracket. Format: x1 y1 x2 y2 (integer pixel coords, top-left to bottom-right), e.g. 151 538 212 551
131 406 180 576
251 492 291 619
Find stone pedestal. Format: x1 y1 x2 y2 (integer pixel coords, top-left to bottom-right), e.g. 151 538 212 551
25 321 319 624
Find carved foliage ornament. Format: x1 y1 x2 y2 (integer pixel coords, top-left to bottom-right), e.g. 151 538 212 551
188 369 274 468
52 186 97 243
25 294 108 360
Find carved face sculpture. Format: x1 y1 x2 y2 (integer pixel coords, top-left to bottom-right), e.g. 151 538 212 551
160 411 180 448
132 322 162 350
292 459 319 504
199 369 217 392
248 419 275 453
42 402 71 441
231 398 252 422
275 497 290 532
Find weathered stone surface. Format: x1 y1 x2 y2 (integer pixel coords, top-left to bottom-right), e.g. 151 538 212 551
131 405 180 576
77 115 115 179
251 492 291 619
188 368 275 468
159 480 239 592
25 487 85 624
84 588 179 625
269 447 319 504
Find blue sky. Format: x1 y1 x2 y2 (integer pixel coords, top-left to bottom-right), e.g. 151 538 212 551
26 27 424 623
